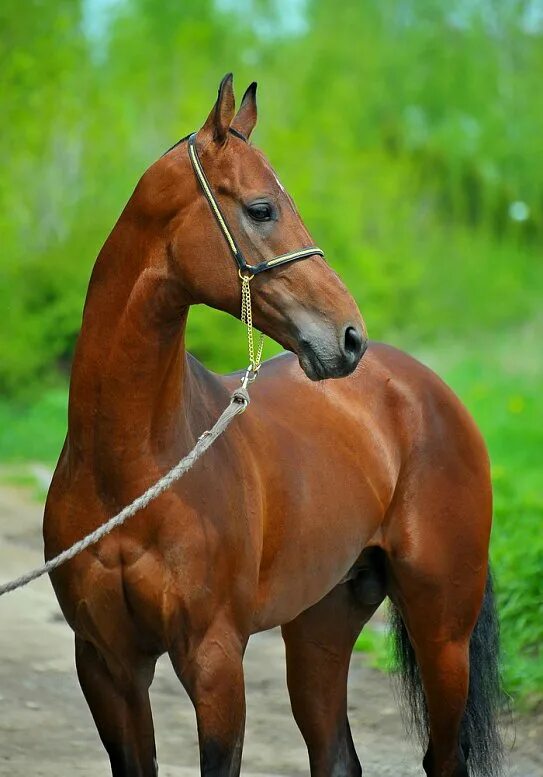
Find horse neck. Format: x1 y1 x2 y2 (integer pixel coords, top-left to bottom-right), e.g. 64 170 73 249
68 216 194 468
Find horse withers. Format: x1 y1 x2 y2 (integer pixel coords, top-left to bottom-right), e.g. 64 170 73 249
44 75 502 777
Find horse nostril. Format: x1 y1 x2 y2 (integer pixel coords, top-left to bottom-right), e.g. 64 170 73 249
343 326 366 362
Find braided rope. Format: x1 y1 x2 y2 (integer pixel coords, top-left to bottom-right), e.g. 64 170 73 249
0 388 250 598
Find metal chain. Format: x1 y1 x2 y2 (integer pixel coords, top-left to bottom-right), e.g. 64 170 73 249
240 273 264 372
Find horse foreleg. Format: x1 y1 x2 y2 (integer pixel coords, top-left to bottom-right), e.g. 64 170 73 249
75 636 157 777
282 560 385 777
169 617 247 777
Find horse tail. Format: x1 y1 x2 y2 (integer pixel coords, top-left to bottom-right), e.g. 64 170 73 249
389 569 504 776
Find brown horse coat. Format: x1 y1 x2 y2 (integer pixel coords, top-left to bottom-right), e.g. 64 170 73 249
44 75 500 777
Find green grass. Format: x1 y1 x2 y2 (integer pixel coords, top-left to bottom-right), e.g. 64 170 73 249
0 321 541 704
0 387 67 465
354 625 389 672
0 466 49 503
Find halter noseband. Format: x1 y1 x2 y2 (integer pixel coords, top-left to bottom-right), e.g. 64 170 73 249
187 132 324 275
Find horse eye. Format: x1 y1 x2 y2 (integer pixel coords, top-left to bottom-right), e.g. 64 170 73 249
247 202 273 222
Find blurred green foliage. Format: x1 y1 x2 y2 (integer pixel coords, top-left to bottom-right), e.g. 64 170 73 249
2 0 542 391
1 1 541 702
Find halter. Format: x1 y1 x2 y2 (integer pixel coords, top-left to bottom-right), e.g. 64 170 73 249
187 132 324 386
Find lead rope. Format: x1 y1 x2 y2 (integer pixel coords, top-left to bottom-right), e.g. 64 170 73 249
0 276 264 598
0 388 251 597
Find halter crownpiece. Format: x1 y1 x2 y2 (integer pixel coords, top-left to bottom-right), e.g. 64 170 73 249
188 131 324 382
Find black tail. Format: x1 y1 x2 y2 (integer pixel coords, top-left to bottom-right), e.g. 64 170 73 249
389 571 504 776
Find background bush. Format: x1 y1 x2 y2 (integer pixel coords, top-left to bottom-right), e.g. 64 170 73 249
2 0 542 389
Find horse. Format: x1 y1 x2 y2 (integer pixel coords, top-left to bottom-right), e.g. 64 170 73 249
44 74 502 777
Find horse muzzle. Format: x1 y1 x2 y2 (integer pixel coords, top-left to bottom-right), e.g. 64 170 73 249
297 321 367 381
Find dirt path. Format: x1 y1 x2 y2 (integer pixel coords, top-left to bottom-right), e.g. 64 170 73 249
0 486 541 776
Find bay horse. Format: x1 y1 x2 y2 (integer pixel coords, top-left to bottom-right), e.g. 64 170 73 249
44 74 502 777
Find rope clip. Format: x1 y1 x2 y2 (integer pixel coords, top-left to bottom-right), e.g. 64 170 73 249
240 363 261 391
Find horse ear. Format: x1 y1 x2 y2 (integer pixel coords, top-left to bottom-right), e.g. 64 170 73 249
231 82 257 139
199 73 236 146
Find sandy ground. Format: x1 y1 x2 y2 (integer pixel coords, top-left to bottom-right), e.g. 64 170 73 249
0 485 541 777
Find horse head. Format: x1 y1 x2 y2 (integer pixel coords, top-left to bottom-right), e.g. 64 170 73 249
133 74 366 380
